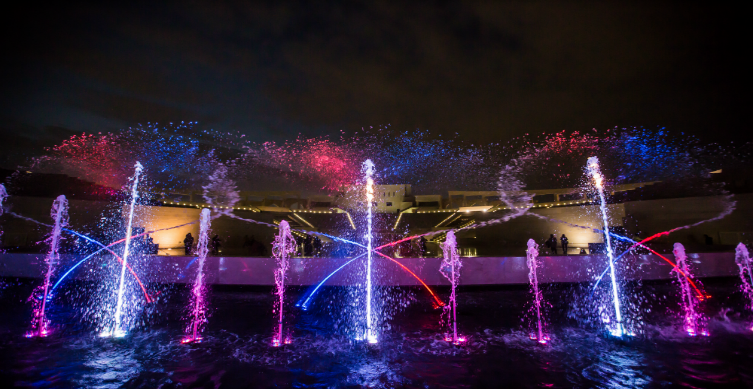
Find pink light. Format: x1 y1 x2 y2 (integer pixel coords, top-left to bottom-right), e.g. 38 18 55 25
181 336 202 344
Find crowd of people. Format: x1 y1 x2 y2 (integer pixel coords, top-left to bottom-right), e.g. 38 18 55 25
178 230 661 258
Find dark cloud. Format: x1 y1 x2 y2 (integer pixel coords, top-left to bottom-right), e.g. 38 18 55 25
0 1 747 168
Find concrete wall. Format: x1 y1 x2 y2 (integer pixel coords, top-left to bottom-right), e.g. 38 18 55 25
0 251 739 286
624 193 753 247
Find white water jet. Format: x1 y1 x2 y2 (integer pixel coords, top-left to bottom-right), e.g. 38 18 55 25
110 162 143 337
440 231 464 344
29 195 68 337
272 220 296 346
362 159 376 343
586 156 624 337
183 208 212 343
735 243 753 330
673 243 707 336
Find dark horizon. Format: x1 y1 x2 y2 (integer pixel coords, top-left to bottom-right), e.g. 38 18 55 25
0 1 748 168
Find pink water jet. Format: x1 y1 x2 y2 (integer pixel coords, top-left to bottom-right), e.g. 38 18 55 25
27 195 68 338
183 208 212 344
673 243 708 336
526 239 549 344
734 243 753 331
272 220 297 347
440 231 464 345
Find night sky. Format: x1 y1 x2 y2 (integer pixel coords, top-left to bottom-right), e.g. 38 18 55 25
0 1 747 168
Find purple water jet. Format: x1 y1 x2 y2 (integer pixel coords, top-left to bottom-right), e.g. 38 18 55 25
439 231 464 344
272 220 297 347
673 243 708 336
183 208 212 344
0 184 6 244
526 239 549 344
27 195 68 338
734 243 753 331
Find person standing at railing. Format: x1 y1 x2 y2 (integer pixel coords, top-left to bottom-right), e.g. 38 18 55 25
561 234 569 256
546 234 557 255
184 233 194 256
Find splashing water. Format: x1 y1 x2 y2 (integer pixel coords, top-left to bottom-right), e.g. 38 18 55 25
673 243 708 336
106 162 143 338
0 184 6 246
26 195 68 338
734 243 753 331
586 156 625 337
183 208 212 344
526 239 549 344
362 159 377 344
203 164 240 218
0 183 6 215
272 220 297 347
440 231 464 344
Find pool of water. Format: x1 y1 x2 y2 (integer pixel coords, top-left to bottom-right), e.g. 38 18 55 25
1 278 752 388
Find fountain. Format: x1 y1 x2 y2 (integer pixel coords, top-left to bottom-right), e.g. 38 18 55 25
182 208 212 344
526 239 549 344
672 243 708 336
734 243 753 331
586 156 625 337
439 231 464 344
362 159 377 344
0 184 6 214
0 184 6 244
272 220 297 347
104 161 143 338
26 195 68 338
0 125 749 387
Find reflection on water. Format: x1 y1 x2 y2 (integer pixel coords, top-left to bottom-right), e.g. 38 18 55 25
1 281 752 388
582 348 649 388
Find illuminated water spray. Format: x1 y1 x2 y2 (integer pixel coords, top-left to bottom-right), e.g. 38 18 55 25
272 220 297 346
586 157 624 337
0 184 6 243
734 243 753 331
440 231 465 344
673 243 708 336
183 208 211 344
363 159 377 343
526 239 549 344
27 195 68 338
108 162 143 338
0 184 6 214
